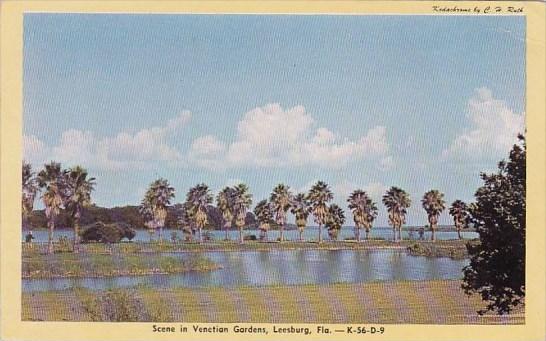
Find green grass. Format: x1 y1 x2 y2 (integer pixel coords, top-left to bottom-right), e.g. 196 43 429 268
21 280 523 324
22 252 219 279
406 240 478 259
23 238 475 255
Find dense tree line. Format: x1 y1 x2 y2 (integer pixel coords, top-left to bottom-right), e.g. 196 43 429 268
23 163 473 246
26 204 259 231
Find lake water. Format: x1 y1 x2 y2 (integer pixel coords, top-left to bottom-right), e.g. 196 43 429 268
25 227 478 242
22 249 469 293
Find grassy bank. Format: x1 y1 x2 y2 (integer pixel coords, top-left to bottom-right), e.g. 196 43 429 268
23 239 475 257
406 240 478 259
22 280 523 324
22 252 219 279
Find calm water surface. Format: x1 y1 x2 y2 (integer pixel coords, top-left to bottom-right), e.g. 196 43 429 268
22 249 469 292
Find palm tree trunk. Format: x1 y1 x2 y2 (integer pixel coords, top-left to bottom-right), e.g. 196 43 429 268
299 230 303 242
239 228 243 244
356 228 361 242
159 226 163 242
318 224 323 243
224 225 229 241
457 228 462 239
73 218 81 253
198 228 203 244
398 227 403 241
393 227 396 242
431 226 436 241
365 229 370 240
47 219 54 254
280 225 284 242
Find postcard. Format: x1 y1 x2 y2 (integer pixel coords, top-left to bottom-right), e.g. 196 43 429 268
1 1 545 340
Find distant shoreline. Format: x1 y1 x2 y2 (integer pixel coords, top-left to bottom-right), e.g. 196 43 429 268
24 226 477 232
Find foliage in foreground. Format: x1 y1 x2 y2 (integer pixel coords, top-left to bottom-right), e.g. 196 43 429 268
462 135 525 315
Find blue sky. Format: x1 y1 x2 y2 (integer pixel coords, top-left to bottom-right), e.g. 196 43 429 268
23 14 525 226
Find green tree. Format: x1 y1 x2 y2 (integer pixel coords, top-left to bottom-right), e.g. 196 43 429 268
449 200 469 239
186 184 212 243
138 193 156 241
290 193 311 242
177 202 195 241
421 189 446 241
37 162 65 254
463 136 525 315
326 204 345 241
140 178 175 241
63 166 96 252
270 183 293 242
22 161 38 239
382 186 411 242
308 181 333 243
254 199 273 241
232 183 252 243
347 190 378 241
216 187 235 241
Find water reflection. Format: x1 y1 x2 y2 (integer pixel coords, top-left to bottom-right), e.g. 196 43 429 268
23 250 469 292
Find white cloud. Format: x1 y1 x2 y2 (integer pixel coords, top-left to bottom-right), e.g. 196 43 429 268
23 135 50 165
442 87 524 160
332 180 387 203
23 111 191 170
194 103 391 170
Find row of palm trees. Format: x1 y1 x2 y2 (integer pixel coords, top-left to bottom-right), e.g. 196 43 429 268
22 161 95 253
140 178 471 244
23 160 472 253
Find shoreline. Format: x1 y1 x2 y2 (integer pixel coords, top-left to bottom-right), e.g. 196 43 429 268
23 239 476 257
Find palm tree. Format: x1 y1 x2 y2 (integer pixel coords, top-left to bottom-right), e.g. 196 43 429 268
449 200 469 239
232 183 252 243
141 178 175 241
308 181 333 243
217 187 236 241
177 202 195 241
139 193 156 241
37 162 64 254
254 200 273 241
186 184 213 243
421 189 446 241
269 183 293 242
22 161 38 240
382 186 411 242
326 204 345 241
290 193 311 242
347 190 378 241
63 166 96 253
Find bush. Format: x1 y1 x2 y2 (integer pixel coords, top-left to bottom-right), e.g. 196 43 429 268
243 234 257 241
117 223 136 241
80 222 136 244
56 236 73 253
82 289 148 321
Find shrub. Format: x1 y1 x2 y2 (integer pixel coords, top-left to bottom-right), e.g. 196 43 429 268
117 223 136 241
82 289 148 321
55 236 73 253
80 222 136 244
243 234 257 241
